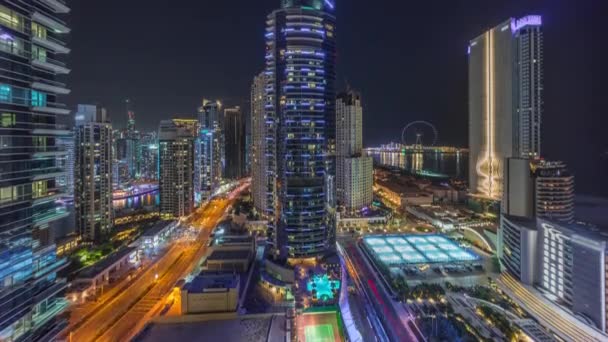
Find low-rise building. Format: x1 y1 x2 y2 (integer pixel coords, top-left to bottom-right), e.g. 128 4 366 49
139 220 178 249
70 246 139 302
180 272 240 314
407 205 493 231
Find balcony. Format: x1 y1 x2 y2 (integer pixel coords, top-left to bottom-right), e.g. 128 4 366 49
31 81 70 95
31 57 70 75
37 0 70 14
32 36 70 54
32 11 70 34
32 103 71 115
32 207 69 227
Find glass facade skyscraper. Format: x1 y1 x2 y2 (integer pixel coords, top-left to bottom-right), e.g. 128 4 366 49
196 100 223 203
0 0 71 340
265 0 336 259
468 15 543 200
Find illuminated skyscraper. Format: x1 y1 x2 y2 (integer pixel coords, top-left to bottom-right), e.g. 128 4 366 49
139 131 159 181
125 98 135 132
0 1 72 339
223 106 245 180
159 119 196 217
336 90 372 212
265 0 336 258
196 100 223 202
469 15 543 199
251 72 268 215
75 105 114 242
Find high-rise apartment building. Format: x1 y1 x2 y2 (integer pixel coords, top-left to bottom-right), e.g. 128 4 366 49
224 106 245 180
502 158 575 222
139 131 159 181
533 161 574 223
251 72 267 215
0 1 72 339
74 105 114 242
265 0 336 258
469 15 543 200
336 90 373 212
159 119 196 218
196 100 223 202
500 158 575 280
56 132 75 197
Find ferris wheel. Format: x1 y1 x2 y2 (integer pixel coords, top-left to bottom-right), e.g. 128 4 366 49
401 121 438 149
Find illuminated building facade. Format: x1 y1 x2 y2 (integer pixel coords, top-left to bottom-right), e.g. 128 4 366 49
0 1 72 339
251 72 267 215
223 106 245 180
533 160 574 223
265 0 336 258
75 105 114 242
56 131 75 197
196 100 223 202
336 90 372 212
139 131 159 181
159 119 196 217
469 15 543 200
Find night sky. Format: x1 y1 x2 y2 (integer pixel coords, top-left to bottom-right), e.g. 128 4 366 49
64 0 606 197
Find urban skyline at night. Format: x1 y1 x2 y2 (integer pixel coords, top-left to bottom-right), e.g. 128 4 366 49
0 1 604 341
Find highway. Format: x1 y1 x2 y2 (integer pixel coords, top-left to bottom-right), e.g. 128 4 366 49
62 197 235 342
339 236 422 342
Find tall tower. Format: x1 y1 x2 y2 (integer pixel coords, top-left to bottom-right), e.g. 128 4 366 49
75 105 114 242
468 15 543 200
0 1 72 339
223 106 245 180
251 72 267 215
126 98 135 132
196 100 223 202
159 119 196 217
336 90 373 212
265 0 337 259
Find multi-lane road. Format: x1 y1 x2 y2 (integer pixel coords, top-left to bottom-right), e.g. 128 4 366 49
62 197 234 342
339 236 423 342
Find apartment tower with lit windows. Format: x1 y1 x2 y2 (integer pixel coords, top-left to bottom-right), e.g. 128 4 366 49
251 72 267 215
469 16 543 200
0 0 72 340
74 105 114 242
336 90 372 213
159 119 196 218
265 0 336 259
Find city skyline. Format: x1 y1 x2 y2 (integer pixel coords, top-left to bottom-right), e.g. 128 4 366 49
63 0 604 197
1 0 606 341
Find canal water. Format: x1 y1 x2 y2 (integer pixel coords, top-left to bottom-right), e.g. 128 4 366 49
113 191 160 211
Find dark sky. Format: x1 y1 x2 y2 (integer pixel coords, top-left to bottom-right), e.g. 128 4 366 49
64 0 606 197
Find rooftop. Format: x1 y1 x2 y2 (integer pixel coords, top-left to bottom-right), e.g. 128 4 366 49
183 272 239 292
78 246 137 279
142 220 176 237
363 234 480 266
207 249 252 261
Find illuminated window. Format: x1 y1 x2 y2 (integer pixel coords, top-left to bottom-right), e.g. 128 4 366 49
0 5 24 32
1 113 15 127
32 45 47 62
31 22 47 39
31 90 47 107
32 181 48 199
0 186 16 203
0 84 11 102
